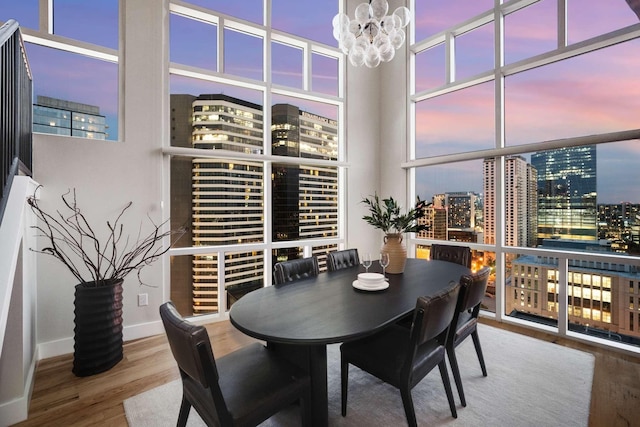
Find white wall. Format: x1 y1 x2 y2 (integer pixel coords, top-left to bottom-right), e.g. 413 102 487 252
344 0 383 257
31 0 409 356
345 0 411 256
379 0 410 204
32 0 168 357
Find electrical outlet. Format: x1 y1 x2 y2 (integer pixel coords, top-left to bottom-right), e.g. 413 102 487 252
138 293 148 306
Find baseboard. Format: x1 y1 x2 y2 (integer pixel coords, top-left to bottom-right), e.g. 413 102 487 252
37 320 165 360
0 346 38 427
123 319 164 341
37 336 73 359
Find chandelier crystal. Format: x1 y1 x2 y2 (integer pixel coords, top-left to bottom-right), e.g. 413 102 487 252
332 0 411 68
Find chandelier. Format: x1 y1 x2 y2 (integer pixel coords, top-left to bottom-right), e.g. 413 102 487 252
332 0 411 68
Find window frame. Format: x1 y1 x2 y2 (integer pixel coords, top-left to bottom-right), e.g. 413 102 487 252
408 0 640 352
164 1 346 317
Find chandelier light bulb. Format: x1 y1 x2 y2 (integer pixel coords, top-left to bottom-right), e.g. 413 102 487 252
332 0 411 67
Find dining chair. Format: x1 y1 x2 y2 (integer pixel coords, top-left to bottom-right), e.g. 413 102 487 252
159 301 311 427
446 266 491 407
340 282 461 427
327 248 360 271
395 243 469 329
430 244 472 268
273 256 320 285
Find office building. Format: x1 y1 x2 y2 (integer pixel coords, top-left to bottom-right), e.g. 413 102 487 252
422 192 481 242
169 98 339 314
417 203 447 241
271 104 339 265
531 146 597 244
446 192 480 242
33 95 107 139
170 94 265 315
447 192 478 229
508 246 640 343
598 203 640 253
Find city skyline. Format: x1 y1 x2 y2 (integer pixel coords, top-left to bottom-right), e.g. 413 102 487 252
1 1 639 204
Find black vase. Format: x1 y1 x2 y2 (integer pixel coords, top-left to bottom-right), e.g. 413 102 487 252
72 279 124 377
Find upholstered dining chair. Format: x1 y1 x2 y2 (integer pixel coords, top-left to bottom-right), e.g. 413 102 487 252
159 301 311 427
273 256 320 285
446 266 491 407
430 244 472 268
340 282 461 427
395 243 470 329
327 249 360 271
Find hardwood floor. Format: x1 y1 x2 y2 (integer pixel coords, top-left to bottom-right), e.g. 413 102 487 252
12 318 640 427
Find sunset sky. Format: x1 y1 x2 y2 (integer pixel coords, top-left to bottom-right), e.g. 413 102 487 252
1 0 638 203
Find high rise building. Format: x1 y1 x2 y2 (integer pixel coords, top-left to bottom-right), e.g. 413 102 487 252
170 94 265 315
170 97 339 314
422 192 480 242
597 203 640 254
598 203 640 238
446 192 477 229
417 203 447 241
526 162 538 247
483 156 538 247
33 95 107 139
531 146 597 244
169 94 197 315
483 159 496 245
271 104 339 266
445 191 479 242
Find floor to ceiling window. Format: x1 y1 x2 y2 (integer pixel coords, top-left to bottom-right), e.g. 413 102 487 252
166 1 343 316
410 0 640 350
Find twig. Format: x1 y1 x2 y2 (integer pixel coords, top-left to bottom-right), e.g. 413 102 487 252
28 186 172 287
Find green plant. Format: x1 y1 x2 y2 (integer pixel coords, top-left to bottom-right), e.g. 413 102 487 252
361 193 428 234
27 186 174 287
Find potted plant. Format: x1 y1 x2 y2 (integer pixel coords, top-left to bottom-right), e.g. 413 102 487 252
28 186 172 376
361 193 428 273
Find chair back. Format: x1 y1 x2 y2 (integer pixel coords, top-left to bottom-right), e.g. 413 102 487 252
273 256 320 284
430 244 472 268
327 249 360 271
161 302 312 427
159 302 218 387
458 266 490 314
447 266 490 349
411 282 460 347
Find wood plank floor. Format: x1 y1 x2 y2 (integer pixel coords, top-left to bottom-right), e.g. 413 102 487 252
12 318 640 427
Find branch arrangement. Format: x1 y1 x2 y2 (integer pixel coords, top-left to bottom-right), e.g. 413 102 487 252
27 186 172 287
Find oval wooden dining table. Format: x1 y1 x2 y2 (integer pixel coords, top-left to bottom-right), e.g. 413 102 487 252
229 258 471 427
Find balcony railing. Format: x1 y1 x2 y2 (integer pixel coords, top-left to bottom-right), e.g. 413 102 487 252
0 19 33 226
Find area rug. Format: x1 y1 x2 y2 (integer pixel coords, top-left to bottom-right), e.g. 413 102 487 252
124 324 594 427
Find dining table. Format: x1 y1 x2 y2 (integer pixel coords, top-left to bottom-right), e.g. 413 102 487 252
229 258 471 427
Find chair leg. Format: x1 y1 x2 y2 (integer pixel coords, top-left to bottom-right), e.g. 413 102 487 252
471 330 488 377
341 357 349 416
438 360 458 419
446 346 466 407
177 396 191 427
400 387 417 427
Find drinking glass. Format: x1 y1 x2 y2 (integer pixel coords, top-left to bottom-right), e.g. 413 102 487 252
379 252 390 279
362 253 372 272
